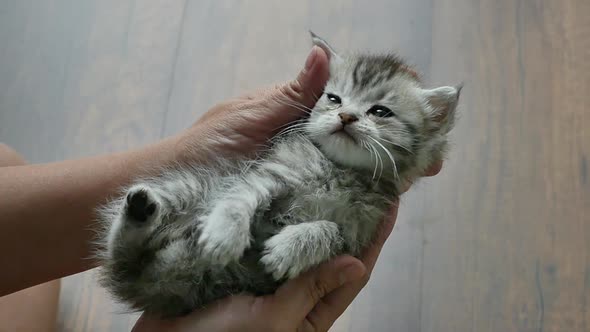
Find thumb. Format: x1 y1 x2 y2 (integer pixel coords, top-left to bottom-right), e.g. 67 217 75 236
292 45 331 108
269 256 366 325
269 46 330 115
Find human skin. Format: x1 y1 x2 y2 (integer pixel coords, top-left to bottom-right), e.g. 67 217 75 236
0 46 442 331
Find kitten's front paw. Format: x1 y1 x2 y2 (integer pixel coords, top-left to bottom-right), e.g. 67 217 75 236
198 207 251 265
260 236 309 281
124 187 158 223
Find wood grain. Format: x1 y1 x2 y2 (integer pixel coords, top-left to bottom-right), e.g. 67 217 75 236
421 1 590 331
0 0 186 330
0 0 588 331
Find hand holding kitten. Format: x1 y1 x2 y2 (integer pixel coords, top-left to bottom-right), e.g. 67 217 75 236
172 45 330 163
131 46 443 331
132 200 443 332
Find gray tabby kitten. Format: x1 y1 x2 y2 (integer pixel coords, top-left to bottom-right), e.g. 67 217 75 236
97 33 460 317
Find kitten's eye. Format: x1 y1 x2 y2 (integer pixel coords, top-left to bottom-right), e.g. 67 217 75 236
326 93 342 104
366 105 395 118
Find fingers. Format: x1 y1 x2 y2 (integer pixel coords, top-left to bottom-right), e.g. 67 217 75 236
401 160 444 193
268 256 365 328
400 179 413 194
134 295 262 332
288 161 440 330
229 46 330 136
272 162 439 331
132 314 175 332
304 279 365 332
274 46 330 112
292 46 331 107
424 159 443 177
302 201 399 329
306 162 441 328
360 200 399 272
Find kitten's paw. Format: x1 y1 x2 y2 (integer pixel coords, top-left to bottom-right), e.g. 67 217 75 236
260 236 309 281
261 221 341 280
124 187 158 223
198 207 251 265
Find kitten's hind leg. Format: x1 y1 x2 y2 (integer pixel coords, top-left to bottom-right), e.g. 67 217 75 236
260 220 344 280
105 184 172 252
199 175 287 265
125 187 158 223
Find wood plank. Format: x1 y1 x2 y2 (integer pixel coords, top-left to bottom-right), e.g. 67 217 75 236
422 0 590 331
1 0 588 331
0 0 186 330
57 1 187 329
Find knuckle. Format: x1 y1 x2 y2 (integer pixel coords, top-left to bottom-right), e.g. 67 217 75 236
307 277 330 303
279 81 304 102
303 311 328 332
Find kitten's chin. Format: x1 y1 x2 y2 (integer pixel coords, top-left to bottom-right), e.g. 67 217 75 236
314 135 375 171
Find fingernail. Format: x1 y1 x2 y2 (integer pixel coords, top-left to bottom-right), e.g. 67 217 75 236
304 46 319 71
338 263 365 285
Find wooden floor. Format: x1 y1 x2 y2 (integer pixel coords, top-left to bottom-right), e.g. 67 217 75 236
0 1 588 331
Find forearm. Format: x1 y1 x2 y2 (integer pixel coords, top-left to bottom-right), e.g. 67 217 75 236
0 136 181 295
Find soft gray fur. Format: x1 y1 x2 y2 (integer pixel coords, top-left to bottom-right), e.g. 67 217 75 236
96 32 461 318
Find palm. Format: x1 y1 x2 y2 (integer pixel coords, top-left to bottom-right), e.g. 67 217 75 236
132 46 442 332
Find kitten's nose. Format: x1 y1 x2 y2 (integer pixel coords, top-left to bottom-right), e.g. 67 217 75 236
338 113 358 125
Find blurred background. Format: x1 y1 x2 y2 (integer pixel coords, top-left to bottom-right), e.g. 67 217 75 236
0 1 588 331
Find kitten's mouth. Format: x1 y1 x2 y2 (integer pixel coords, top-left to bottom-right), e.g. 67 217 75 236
330 127 357 144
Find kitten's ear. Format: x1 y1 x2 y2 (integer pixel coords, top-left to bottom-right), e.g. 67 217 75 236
309 31 343 63
422 84 462 132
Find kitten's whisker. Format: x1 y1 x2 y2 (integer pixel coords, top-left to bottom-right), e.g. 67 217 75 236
369 143 384 181
278 123 308 131
273 96 314 114
378 148 384 181
285 99 315 112
376 127 412 135
273 101 311 116
276 129 305 138
274 122 309 136
367 123 411 134
369 136 399 179
282 104 311 115
272 118 307 132
353 124 412 140
360 139 382 182
374 144 384 181
367 144 377 180
274 126 307 139
281 124 309 133
362 140 379 181
374 137 413 155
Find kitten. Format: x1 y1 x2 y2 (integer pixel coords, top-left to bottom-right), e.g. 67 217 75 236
97 32 461 317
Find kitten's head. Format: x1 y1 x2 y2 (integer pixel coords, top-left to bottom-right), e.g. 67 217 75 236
305 32 461 180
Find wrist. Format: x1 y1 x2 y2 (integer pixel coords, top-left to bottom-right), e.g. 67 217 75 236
132 135 186 172
167 126 221 166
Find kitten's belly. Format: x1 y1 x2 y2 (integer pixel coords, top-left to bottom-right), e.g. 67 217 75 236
266 184 345 222
259 182 388 255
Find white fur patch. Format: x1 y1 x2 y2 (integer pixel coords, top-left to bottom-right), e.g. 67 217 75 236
261 220 341 280
198 203 252 265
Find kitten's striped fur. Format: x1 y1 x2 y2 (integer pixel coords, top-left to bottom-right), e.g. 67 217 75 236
97 33 461 317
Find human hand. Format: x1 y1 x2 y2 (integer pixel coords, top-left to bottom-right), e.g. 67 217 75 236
133 43 443 331
171 45 330 164
132 214 382 332
132 162 442 332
